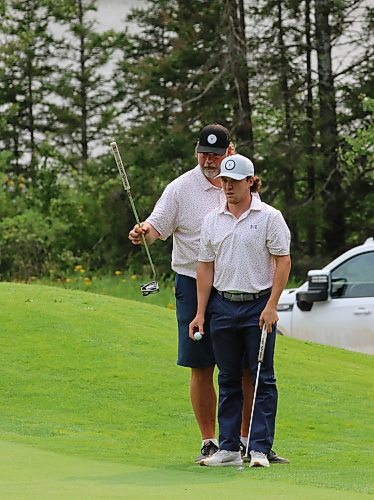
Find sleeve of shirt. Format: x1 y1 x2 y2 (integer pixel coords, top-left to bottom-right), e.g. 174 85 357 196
198 214 215 262
146 182 178 241
267 210 291 255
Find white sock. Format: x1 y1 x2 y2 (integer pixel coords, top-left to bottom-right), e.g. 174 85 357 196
202 438 218 447
240 436 248 446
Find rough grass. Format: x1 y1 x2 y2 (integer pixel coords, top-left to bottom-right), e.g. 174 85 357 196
0 282 373 498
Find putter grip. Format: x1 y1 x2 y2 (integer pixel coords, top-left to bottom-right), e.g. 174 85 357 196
110 141 130 191
258 326 267 362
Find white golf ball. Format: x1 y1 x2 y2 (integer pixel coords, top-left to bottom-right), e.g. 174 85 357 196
194 331 202 341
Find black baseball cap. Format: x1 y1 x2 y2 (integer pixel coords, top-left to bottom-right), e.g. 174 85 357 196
197 124 230 155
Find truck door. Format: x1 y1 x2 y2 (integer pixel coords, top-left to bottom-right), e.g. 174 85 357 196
292 251 374 354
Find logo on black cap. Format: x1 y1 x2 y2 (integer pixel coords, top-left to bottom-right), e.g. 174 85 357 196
207 134 218 144
197 124 230 155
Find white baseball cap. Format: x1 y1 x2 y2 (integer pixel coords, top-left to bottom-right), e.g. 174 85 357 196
216 154 255 180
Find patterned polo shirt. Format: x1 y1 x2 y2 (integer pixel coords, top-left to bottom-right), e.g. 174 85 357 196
147 165 226 278
198 195 291 293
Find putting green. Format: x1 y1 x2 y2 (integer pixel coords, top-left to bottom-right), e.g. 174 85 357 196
1 283 373 497
1 441 371 499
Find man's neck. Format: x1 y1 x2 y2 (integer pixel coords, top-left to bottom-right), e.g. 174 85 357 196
208 177 222 188
228 194 252 218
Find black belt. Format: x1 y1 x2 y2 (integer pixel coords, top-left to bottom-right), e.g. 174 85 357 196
217 288 272 302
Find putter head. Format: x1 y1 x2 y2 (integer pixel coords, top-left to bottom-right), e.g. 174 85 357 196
141 281 160 296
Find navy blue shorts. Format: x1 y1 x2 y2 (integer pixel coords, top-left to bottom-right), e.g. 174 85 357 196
174 273 215 368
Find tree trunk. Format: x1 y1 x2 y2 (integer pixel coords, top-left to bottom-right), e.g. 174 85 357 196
226 0 253 158
315 0 345 254
305 0 316 255
78 0 88 162
276 0 298 248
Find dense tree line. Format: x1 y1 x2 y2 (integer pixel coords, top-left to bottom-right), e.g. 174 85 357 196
0 0 372 280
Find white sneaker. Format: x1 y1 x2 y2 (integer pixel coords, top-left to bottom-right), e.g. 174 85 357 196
249 450 270 467
200 449 243 467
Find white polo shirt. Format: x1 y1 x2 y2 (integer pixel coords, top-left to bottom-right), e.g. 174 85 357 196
147 166 226 278
198 196 291 293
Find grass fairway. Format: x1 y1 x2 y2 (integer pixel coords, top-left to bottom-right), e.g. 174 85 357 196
1 282 373 498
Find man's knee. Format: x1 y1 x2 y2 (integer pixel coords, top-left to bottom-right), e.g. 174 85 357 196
191 366 215 384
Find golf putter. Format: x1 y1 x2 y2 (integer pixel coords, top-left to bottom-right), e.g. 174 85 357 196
110 141 159 296
244 325 268 460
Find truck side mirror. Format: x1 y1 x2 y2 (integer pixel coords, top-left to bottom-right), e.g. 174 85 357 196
296 270 330 311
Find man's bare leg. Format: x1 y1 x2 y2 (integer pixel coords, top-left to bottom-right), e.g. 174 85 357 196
190 366 216 439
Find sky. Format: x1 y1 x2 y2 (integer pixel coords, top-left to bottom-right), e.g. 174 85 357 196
93 0 369 77
95 0 147 32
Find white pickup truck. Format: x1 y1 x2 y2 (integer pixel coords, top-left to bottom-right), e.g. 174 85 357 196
276 238 374 354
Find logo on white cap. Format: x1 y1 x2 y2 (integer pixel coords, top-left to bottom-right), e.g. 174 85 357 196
225 160 235 170
207 134 218 144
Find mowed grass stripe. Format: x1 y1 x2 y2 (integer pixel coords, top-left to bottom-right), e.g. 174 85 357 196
0 282 373 496
0 441 372 500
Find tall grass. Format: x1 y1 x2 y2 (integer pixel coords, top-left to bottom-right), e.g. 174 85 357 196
32 270 301 308
33 271 176 308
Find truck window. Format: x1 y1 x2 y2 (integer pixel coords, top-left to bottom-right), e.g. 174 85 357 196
331 251 374 298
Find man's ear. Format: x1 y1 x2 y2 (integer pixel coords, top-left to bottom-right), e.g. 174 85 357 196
226 144 234 156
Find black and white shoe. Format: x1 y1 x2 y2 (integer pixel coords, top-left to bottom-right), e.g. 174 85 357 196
195 440 219 463
268 449 290 464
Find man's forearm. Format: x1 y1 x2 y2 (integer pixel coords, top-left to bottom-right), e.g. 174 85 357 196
196 261 214 316
267 255 291 308
129 221 160 246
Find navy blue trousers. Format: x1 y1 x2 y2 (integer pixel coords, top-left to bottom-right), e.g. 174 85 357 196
210 291 278 454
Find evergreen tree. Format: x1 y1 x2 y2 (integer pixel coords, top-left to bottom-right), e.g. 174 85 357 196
50 0 120 165
304 0 317 256
225 0 254 157
244 0 305 252
0 0 55 179
315 0 343 254
116 0 246 272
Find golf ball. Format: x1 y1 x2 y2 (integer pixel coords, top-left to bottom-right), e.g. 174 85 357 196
194 331 202 341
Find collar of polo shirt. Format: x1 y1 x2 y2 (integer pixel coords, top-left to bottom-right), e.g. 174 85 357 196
219 192 262 214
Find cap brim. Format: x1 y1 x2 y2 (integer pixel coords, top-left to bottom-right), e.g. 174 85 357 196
197 145 227 155
215 173 248 180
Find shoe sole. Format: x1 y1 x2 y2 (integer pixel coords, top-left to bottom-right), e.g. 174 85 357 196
243 455 289 464
249 461 270 468
195 454 216 463
200 460 243 467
